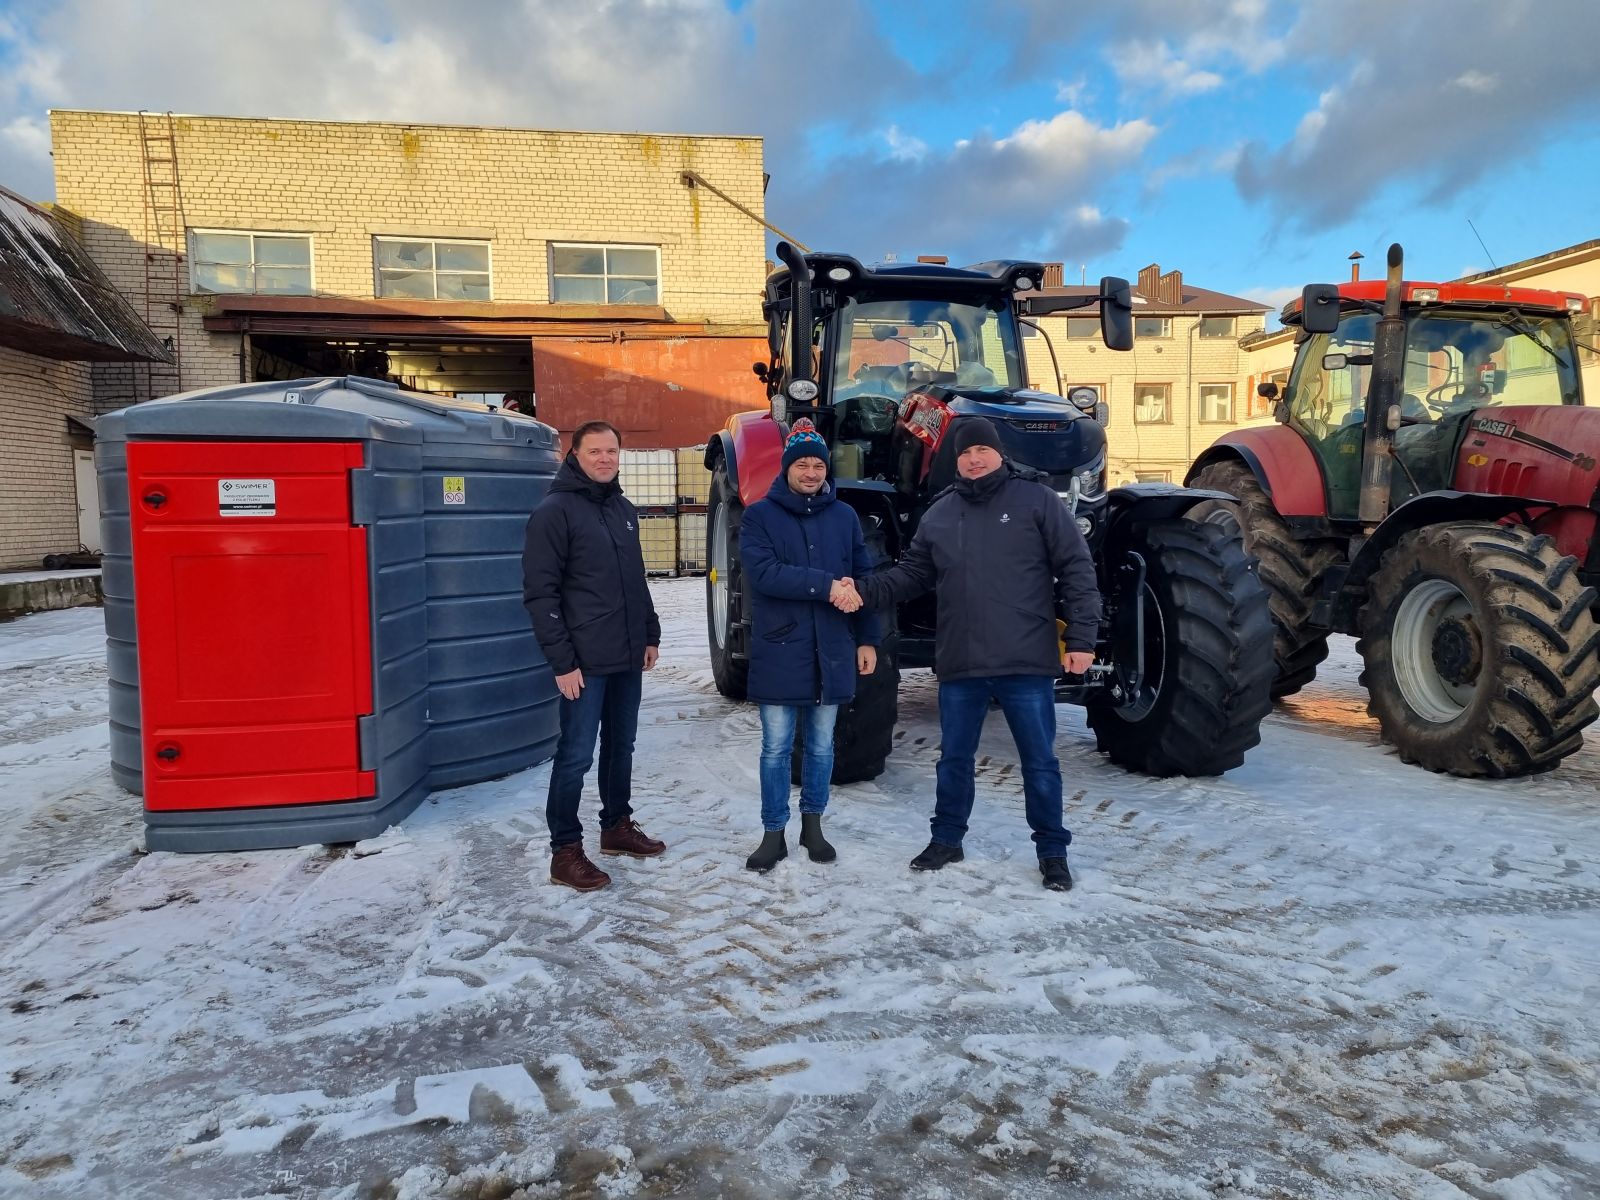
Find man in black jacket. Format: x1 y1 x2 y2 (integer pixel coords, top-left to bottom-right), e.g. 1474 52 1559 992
848 417 1099 892
523 421 665 891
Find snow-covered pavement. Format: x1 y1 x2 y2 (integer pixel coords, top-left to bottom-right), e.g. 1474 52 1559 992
2 579 1598 1199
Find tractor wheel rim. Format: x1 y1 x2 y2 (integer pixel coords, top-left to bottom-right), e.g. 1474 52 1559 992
1392 577 1476 723
1125 581 1167 720
1198 504 1241 538
710 501 730 648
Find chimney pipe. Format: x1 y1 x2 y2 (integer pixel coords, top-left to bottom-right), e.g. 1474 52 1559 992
1348 250 1364 282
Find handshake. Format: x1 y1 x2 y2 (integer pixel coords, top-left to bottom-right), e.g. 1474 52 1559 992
829 576 865 613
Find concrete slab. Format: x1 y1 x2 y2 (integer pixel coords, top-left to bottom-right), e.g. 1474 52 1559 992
0 569 102 618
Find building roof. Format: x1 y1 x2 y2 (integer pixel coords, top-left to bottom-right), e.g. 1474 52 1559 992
0 185 172 363
1457 237 1600 285
1032 261 1271 317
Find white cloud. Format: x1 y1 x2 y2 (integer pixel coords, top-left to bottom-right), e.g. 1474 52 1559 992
1236 0 1600 227
1054 76 1090 107
1452 70 1499 94
883 125 928 162
1108 40 1224 97
0 116 49 160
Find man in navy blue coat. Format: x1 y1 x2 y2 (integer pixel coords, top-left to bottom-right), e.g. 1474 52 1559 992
739 419 881 871
523 420 666 892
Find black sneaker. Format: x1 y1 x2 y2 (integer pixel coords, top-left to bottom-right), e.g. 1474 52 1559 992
1040 857 1073 892
910 842 964 871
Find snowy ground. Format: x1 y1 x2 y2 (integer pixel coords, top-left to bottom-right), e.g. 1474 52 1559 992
2 579 1599 1200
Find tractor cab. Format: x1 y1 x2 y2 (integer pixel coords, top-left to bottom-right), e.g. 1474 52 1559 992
754 247 1133 513
1274 274 1587 520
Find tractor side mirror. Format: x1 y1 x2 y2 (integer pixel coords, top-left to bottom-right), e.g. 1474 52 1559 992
1257 380 1279 400
1301 284 1342 334
1098 275 1134 351
1323 353 1348 372
752 361 769 382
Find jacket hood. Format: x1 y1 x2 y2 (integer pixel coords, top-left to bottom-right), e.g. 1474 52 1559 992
766 472 838 517
550 453 622 502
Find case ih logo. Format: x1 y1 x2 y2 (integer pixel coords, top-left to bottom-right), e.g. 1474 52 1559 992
1473 417 1516 438
1012 420 1060 432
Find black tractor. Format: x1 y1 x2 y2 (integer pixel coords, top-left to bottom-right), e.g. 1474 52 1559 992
705 243 1275 781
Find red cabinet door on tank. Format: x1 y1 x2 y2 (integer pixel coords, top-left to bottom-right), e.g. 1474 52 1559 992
128 441 376 811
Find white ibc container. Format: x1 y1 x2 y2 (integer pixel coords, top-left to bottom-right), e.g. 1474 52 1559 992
619 449 678 507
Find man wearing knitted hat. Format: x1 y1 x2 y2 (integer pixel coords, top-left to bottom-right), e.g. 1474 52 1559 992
739 419 882 871
849 415 1099 892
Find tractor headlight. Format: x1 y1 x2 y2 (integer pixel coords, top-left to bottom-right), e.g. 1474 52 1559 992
1072 458 1106 500
787 378 819 402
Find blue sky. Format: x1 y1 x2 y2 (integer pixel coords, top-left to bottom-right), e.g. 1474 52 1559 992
2 0 1597 314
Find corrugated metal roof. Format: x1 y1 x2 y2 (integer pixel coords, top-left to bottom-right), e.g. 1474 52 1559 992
0 185 171 363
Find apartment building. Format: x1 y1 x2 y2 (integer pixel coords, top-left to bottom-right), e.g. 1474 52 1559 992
48 110 771 447
1025 263 1270 483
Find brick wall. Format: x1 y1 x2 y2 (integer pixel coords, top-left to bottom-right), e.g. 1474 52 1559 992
1026 312 1270 483
49 110 768 406
0 348 95 569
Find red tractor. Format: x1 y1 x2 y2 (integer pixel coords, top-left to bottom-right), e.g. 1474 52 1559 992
706 243 1276 783
1189 243 1600 777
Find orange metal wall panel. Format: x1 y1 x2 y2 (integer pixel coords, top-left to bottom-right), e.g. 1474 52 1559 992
534 335 769 450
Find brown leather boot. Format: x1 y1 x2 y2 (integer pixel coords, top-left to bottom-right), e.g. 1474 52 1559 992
600 819 666 859
550 844 610 891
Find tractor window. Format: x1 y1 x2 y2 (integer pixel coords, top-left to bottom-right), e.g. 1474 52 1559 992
1286 312 1376 519
1402 313 1580 416
1286 312 1376 440
830 296 1023 407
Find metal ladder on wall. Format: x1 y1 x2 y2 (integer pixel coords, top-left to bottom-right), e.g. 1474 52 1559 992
136 110 186 400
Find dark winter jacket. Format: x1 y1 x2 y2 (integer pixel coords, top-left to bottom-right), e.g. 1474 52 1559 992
522 455 661 677
742 476 882 706
856 463 1100 680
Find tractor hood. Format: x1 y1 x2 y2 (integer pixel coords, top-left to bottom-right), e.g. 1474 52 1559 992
931 384 1106 476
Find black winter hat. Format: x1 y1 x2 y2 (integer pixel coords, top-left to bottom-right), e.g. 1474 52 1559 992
951 416 1002 457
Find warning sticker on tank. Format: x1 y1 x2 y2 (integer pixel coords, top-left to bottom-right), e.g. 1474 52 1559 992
443 476 467 505
218 478 276 517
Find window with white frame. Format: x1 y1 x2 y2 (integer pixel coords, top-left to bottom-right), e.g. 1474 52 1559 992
550 243 660 304
1200 382 1234 422
1134 383 1170 423
374 237 492 300
1198 315 1236 338
1135 470 1172 483
1064 316 1098 339
1135 315 1172 338
190 230 313 295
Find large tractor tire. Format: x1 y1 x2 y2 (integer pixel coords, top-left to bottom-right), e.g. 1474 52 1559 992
1189 459 1345 699
1356 522 1600 777
792 635 901 785
792 529 900 785
1087 518 1275 776
706 464 749 699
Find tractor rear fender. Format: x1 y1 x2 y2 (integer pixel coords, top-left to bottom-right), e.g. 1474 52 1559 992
1102 483 1235 557
708 410 786 508
1330 490 1557 629
1188 428 1327 517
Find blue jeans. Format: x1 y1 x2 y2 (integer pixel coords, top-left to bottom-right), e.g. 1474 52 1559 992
546 669 642 848
932 675 1071 859
758 703 838 831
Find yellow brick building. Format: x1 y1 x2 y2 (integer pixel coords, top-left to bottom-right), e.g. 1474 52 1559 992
47 110 769 444
0 185 168 569
1024 263 1270 483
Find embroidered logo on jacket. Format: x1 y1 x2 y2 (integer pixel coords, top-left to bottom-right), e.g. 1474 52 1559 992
1000 513 1011 523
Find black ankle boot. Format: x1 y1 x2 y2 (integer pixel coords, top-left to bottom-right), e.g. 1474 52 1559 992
798 813 837 863
745 830 787 872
